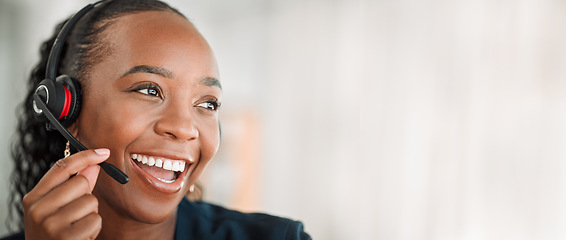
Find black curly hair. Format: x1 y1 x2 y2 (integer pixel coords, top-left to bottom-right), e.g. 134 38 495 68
7 0 186 232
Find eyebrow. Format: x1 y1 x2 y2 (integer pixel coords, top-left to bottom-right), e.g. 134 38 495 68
122 65 221 89
121 65 174 78
201 77 222 90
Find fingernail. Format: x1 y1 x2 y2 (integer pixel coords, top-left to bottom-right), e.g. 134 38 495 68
94 148 110 156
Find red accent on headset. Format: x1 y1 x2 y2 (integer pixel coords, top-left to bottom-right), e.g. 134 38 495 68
59 86 71 119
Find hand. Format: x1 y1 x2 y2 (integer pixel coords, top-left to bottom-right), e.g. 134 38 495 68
22 149 110 240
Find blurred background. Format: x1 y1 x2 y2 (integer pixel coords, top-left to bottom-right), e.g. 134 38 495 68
1 0 566 239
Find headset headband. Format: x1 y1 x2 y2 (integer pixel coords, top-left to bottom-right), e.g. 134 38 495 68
46 0 105 80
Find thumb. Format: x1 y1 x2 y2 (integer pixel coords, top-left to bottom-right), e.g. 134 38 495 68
78 164 101 192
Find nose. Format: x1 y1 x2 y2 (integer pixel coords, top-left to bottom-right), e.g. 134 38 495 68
154 105 199 141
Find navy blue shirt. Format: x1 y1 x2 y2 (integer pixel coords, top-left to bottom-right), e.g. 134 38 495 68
175 198 311 239
1 198 311 240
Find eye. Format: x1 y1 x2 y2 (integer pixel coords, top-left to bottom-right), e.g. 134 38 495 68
134 83 161 98
196 100 220 111
138 88 159 96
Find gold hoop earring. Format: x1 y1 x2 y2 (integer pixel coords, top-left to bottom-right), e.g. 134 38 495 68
64 141 71 158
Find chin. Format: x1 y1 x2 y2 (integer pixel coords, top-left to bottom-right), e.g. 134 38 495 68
93 172 187 225
127 201 179 224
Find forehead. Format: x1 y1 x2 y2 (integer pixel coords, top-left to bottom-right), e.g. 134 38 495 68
97 11 219 82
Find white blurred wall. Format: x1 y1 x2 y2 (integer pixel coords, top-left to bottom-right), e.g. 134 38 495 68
1 0 566 239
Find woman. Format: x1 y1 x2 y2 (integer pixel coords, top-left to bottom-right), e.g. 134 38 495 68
3 0 311 239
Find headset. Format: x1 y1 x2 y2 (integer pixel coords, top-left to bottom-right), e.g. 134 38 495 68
32 0 129 184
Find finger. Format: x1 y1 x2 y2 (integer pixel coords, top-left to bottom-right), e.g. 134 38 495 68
31 149 109 200
27 175 91 224
78 164 101 192
49 194 99 226
41 194 98 236
63 212 102 240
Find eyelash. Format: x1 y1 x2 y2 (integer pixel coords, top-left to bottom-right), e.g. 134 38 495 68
134 83 161 98
197 99 221 111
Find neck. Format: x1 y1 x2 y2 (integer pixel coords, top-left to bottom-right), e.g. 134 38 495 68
95 196 177 240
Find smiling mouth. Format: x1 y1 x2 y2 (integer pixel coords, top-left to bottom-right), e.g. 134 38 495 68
131 153 190 183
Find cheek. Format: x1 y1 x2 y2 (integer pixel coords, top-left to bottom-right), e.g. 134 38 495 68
188 119 220 181
76 93 151 155
200 118 221 159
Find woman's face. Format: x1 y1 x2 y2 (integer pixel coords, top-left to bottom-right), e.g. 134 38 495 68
69 11 221 223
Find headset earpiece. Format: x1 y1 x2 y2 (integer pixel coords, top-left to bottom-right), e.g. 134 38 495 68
32 75 81 127
33 79 64 122
57 75 82 127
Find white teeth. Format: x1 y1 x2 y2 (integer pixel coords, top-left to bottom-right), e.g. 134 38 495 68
163 160 172 170
131 154 188 173
155 158 163 168
172 161 180 172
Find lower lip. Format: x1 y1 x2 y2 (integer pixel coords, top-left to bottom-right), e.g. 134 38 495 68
129 157 189 194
